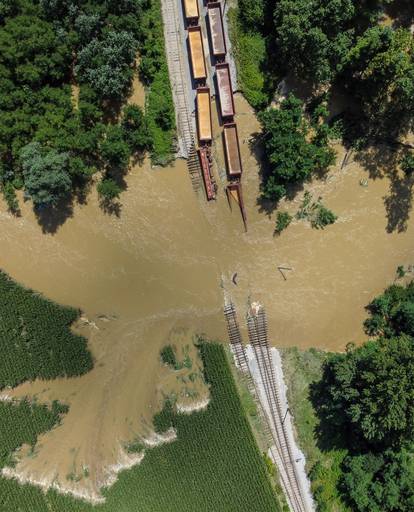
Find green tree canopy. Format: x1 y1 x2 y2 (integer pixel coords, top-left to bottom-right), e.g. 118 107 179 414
342 26 414 136
317 336 414 448
20 141 72 207
342 448 414 512
121 104 151 152
101 124 130 170
274 0 356 83
0 14 70 87
259 94 335 200
364 281 414 337
76 31 137 98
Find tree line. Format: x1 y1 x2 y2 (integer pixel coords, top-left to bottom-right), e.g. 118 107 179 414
0 0 174 216
312 279 414 511
233 0 414 203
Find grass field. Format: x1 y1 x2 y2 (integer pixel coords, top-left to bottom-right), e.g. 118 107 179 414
0 270 93 389
280 348 350 512
0 342 281 511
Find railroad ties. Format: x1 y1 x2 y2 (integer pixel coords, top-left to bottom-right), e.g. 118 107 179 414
161 0 196 162
224 300 312 512
247 305 309 512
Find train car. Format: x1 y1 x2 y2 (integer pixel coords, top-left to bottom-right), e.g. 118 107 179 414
207 2 226 59
183 0 199 23
196 87 212 143
215 62 235 119
188 26 207 82
198 148 216 200
223 122 242 178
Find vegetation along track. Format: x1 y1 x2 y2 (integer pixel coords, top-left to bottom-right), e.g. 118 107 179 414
160 0 196 159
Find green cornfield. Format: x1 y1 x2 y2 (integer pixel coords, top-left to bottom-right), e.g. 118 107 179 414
0 342 281 512
0 270 93 389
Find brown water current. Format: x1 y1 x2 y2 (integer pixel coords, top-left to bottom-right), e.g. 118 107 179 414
0 94 414 500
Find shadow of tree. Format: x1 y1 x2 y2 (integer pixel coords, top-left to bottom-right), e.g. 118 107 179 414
354 144 414 233
99 198 122 217
385 0 414 29
34 196 74 234
309 372 366 456
384 173 414 233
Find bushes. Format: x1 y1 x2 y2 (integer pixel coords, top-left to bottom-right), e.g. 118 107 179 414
0 270 93 389
274 211 292 234
97 179 122 201
160 345 177 368
121 105 151 153
296 192 337 229
228 8 269 110
138 0 175 165
364 280 414 337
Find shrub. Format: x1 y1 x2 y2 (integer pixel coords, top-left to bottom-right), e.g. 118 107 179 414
97 178 122 200
275 211 292 234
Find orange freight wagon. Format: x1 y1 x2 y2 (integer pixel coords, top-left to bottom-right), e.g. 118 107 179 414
188 26 207 81
223 122 242 177
196 87 212 143
215 62 235 119
207 2 226 58
183 0 199 23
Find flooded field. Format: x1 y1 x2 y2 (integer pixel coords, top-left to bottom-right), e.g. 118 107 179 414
1 93 413 500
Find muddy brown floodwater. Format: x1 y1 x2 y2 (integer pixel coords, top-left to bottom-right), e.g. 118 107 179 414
1 93 414 501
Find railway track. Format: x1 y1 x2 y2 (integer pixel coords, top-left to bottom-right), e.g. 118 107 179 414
247 307 308 512
224 300 312 512
160 0 197 160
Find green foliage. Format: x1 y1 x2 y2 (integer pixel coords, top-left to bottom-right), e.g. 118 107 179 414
20 142 71 207
0 270 93 389
342 449 414 512
238 0 265 31
296 192 337 228
342 27 414 136
296 191 337 229
1 181 19 213
316 336 414 447
228 7 269 110
160 344 178 369
101 125 130 171
397 265 406 278
0 342 281 512
0 14 71 87
274 0 356 83
275 211 292 234
139 0 175 165
364 280 414 337
0 0 175 210
400 151 414 174
280 347 348 512
75 31 137 99
121 104 150 153
0 399 68 468
259 95 335 201
97 178 122 201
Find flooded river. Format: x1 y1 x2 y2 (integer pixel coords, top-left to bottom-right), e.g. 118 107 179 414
0 93 413 500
